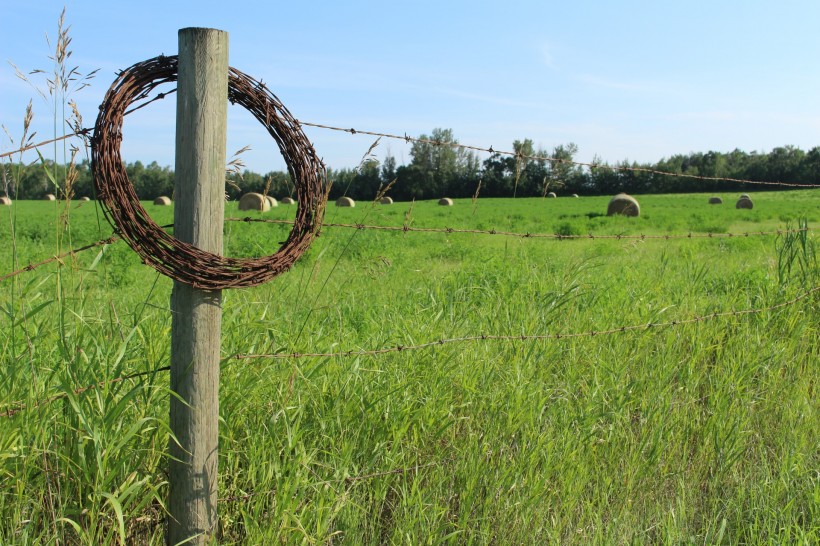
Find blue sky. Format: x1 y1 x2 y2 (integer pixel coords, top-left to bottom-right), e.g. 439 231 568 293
2 1 819 174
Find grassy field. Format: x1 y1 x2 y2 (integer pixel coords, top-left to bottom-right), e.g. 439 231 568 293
1 191 818 544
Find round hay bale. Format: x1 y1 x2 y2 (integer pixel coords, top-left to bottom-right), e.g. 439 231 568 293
79 196 91 201
280 196 295 205
708 196 723 204
571 194 579 198
265 195 278 208
0 196 11 205
547 192 557 198
44 194 56 201
379 196 394 205
438 197 454 206
606 193 640 217
336 196 356 207
238 192 270 211
153 196 172 206
736 196 754 209
740 194 750 199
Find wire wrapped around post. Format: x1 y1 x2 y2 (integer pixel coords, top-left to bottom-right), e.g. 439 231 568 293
91 54 327 289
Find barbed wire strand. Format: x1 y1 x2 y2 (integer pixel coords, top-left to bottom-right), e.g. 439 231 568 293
0 365 170 418
3 285 815 418
227 217 812 241
0 234 119 284
3 224 810 284
235 284 819 360
4 109 819 190
296 120 820 189
0 88 170 161
0 129 91 160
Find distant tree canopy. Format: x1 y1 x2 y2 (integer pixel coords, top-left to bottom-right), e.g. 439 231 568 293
3 136 818 201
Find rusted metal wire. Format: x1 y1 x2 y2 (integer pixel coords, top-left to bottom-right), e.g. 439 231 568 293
0 223 809 283
227 217 811 241
0 234 120 284
235 284 820 360
0 366 170 418
0 129 91 160
5 284 815 418
297 120 820 189
91 54 328 289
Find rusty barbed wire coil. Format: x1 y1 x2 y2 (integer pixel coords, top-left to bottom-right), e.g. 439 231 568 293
91 54 327 289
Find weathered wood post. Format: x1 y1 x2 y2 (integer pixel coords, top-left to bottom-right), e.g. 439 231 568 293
168 27 228 545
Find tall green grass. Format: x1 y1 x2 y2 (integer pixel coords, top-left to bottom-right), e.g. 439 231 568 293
1 192 818 544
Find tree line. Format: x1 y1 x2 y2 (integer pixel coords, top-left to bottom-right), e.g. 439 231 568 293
4 129 818 201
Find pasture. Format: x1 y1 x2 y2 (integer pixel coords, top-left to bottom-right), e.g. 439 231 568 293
1 191 818 544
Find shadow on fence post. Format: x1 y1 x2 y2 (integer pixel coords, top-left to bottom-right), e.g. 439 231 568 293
168 27 228 545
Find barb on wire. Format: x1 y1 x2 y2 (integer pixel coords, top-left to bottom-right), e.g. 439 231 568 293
123 87 177 117
5 285 816 417
1 220 809 284
226 217 811 242
1 366 170 418
296 120 820 189
235 285 819 360
0 234 120 284
0 128 92 160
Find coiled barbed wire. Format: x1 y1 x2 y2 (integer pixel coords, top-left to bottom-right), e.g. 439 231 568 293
91 54 328 289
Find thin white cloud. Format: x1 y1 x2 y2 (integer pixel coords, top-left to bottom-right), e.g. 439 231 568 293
574 73 647 92
426 86 549 110
662 110 820 127
540 42 556 69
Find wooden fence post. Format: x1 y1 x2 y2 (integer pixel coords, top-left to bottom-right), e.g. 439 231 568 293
168 27 228 545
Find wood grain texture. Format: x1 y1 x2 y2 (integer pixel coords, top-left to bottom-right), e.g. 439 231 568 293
168 27 228 546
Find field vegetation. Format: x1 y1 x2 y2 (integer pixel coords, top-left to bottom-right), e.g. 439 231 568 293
1 192 818 544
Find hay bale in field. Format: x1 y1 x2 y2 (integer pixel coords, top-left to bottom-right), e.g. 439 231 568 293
153 196 172 206
606 193 640 217
438 197 454 206
0 196 11 205
44 194 56 201
280 196 295 205
238 192 270 211
571 194 579 198
379 196 394 204
740 194 750 199
736 196 754 209
708 196 723 204
265 195 278 208
79 196 91 201
547 192 557 198
336 196 356 207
